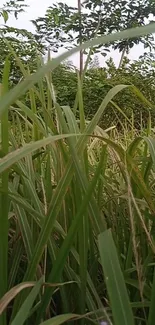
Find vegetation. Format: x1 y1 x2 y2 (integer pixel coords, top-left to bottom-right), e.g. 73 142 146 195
1 1 155 325
51 56 155 128
32 0 155 68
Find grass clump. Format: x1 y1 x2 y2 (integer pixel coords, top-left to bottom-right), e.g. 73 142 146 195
0 23 155 325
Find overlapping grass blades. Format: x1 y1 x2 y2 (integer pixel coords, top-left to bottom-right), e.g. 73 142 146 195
0 22 155 325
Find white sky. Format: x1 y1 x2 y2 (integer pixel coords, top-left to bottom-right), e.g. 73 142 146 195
2 0 145 67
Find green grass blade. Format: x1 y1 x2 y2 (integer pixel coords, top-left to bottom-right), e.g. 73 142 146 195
132 85 155 110
8 240 24 290
0 134 78 175
15 101 47 136
85 86 127 138
39 314 78 325
95 135 155 216
148 267 155 325
12 86 128 316
10 278 43 325
13 205 33 261
35 148 105 321
62 106 80 141
98 229 135 325
144 137 155 168
111 100 132 126
77 73 85 131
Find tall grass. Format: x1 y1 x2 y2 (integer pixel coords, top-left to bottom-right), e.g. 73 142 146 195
0 22 155 325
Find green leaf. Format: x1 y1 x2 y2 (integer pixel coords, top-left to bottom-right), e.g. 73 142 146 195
98 229 135 325
144 136 155 168
1 10 8 23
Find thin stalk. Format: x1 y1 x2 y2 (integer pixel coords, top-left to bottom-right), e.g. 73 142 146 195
118 45 127 69
78 0 83 76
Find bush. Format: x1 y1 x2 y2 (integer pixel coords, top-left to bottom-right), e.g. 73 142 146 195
52 57 155 129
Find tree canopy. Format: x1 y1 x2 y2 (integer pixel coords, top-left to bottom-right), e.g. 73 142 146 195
32 0 155 59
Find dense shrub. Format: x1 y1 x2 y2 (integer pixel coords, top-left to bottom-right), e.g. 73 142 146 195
52 57 155 129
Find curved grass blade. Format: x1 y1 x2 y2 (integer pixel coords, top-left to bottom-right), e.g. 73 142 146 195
144 137 155 169
98 230 135 325
15 101 47 136
0 282 36 315
39 314 79 325
127 137 142 156
94 135 155 216
132 85 155 110
33 147 107 322
111 100 132 126
10 278 43 325
0 134 78 174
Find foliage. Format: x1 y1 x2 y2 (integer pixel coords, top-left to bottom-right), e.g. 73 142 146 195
1 9 155 325
31 1 109 56
0 28 44 85
100 57 155 127
31 2 77 52
1 52 155 324
0 1 44 86
84 0 155 52
52 62 77 106
32 0 155 59
0 0 26 22
51 56 155 129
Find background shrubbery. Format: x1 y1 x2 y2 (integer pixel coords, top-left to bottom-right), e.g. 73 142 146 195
51 56 155 129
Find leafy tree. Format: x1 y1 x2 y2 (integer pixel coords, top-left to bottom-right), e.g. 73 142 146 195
31 2 110 55
84 0 155 66
0 1 44 85
0 30 44 85
32 0 155 68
